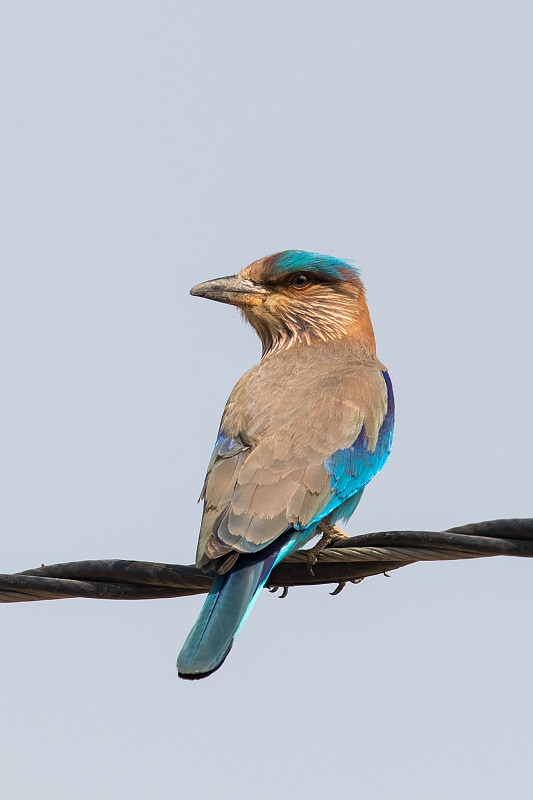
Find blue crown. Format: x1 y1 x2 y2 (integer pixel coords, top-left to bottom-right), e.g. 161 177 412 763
272 250 360 280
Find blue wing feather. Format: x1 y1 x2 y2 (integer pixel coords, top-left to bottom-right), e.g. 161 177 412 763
307 370 394 527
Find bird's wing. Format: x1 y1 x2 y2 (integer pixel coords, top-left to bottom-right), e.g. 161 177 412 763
196 367 393 569
311 370 394 525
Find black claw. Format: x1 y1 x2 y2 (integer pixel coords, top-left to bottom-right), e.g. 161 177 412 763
330 581 346 596
279 586 289 599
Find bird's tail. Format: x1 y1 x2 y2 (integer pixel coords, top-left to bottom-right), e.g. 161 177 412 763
177 532 300 680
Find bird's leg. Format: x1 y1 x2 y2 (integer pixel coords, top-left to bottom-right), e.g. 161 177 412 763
304 522 350 566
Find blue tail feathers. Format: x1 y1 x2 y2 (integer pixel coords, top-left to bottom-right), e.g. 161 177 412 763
177 531 304 679
177 564 262 679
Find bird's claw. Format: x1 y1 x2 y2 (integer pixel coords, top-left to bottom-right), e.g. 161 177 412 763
330 581 346 596
330 577 364 596
268 585 289 598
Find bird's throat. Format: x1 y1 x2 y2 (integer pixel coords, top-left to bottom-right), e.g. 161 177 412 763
242 293 377 358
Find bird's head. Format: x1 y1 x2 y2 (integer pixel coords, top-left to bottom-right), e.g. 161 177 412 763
190 250 376 356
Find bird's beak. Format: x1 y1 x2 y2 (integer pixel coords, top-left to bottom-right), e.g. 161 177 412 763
190 275 266 307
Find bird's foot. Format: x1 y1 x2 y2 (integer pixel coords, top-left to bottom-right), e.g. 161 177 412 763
304 523 349 567
318 521 350 544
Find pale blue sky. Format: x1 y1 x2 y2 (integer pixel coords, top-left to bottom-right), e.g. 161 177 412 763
1 2 532 798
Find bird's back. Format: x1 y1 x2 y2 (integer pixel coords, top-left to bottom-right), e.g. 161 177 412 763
196 340 391 571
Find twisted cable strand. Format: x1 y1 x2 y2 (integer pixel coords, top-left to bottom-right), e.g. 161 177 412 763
0 519 531 603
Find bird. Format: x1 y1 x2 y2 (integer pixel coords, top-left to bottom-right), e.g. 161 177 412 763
177 250 394 679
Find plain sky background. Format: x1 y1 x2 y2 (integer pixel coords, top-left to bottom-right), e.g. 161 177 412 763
1 2 532 798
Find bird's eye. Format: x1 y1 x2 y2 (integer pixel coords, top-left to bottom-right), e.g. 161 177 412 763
289 273 311 288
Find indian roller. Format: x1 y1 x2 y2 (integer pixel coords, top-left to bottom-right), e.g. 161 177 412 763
177 250 394 679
